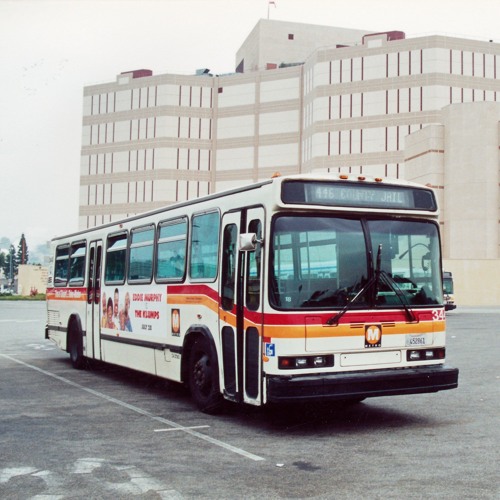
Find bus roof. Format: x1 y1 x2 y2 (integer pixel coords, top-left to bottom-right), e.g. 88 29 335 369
52 173 437 242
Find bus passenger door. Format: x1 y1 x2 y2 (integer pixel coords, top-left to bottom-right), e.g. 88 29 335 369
219 208 264 405
86 240 102 360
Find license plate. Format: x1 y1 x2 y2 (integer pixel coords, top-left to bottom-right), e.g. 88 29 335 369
405 334 429 346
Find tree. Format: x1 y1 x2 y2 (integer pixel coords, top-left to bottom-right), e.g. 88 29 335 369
0 238 14 278
17 234 29 266
0 251 5 277
5 246 16 280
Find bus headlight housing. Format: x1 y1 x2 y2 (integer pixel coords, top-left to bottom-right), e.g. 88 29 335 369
407 348 445 362
279 355 334 370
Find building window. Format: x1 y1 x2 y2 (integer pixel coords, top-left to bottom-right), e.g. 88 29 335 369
288 34 294 40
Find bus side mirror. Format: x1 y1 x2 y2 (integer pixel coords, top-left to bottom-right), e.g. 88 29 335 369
239 233 262 251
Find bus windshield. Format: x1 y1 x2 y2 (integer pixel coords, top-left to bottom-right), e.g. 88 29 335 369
270 215 443 310
443 275 454 294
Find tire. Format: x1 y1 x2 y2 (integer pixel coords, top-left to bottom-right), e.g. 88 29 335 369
188 337 223 413
68 327 85 370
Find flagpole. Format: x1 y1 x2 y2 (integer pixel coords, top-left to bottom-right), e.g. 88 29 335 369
267 0 276 19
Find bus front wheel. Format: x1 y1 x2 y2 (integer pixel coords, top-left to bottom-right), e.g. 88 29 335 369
188 338 222 413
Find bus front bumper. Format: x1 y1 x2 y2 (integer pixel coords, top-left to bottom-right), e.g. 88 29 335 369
266 365 459 403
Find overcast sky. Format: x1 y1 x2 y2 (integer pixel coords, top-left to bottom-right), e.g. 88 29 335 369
1 0 499 253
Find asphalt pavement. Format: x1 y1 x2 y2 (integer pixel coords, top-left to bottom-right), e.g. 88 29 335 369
0 302 498 499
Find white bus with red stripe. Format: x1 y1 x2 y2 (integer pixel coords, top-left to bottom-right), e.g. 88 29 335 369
46 173 458 412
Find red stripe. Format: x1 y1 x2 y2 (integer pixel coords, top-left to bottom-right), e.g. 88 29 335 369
166 284 439 326
259 309 435 326
167 283 219 302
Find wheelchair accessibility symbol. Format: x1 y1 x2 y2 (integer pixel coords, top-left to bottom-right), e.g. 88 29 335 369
265 343 275 357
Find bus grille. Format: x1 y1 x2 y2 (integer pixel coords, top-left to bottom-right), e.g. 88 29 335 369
47 310 60 326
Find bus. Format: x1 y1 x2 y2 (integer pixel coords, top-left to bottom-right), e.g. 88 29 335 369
45 173 459 412
443 271 456 311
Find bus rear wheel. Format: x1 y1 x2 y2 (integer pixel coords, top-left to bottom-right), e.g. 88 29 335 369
68 327 85 370
188 338 222 413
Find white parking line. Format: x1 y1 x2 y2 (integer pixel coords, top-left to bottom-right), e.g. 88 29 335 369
0 354 265 462
154 425 210 432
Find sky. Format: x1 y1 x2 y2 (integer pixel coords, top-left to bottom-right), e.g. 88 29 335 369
1 0 500 258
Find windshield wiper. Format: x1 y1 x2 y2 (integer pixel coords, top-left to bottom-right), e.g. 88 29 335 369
378 270 417 323
326 244 417 325
326 244 382 326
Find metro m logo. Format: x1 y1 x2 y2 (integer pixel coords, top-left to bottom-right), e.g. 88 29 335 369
365 324 382 348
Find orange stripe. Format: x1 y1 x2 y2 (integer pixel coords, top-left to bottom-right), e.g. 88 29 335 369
46 287 87 302
166 288 446 339
167 294 219 313
266 320 444 339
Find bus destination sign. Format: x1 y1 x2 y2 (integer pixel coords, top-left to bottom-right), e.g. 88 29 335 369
281 181 437 211
308 184 410 207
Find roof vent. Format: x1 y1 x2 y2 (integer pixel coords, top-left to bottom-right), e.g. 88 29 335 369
120 69 153 79
195 68 212 76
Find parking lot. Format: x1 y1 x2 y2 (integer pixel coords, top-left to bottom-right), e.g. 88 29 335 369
0 301 498 499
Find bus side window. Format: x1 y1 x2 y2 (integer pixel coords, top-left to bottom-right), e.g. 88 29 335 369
221 223 237 310
69 242 86 286
190 211 220 280
54 245 69 287
246 219 262 311
105 232 128 284
156 218 188 281
129 225 155 283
